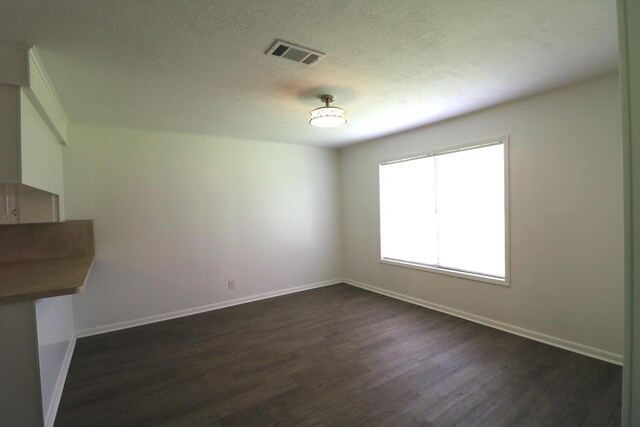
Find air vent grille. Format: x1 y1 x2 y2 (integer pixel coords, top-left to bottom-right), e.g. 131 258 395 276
266 40 324 66
271 44 288 57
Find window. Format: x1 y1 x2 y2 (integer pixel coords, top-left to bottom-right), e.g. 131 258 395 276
379 139 508 285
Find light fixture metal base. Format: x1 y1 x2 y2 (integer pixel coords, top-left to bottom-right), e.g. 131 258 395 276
320 95 334 106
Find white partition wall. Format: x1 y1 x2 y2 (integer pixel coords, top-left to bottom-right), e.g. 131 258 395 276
35 296 75 427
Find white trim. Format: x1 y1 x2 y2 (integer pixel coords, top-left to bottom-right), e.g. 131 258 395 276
44 336 76 427
76 279 341 338
24 47 69 144
342 278 623 365
379 135 509 165
379 259 507 286
28 47 69 125
378 136 511 287
503 137 512 285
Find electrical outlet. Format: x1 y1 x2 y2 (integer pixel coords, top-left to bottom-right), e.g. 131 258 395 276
228 280 235 289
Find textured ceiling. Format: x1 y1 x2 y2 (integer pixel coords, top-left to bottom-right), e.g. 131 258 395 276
0 0 619 147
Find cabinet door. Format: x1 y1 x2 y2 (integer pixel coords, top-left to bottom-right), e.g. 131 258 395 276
0 184 18 225
20 90 63 197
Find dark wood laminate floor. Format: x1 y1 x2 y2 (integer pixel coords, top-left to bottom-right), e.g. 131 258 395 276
55 284 622 426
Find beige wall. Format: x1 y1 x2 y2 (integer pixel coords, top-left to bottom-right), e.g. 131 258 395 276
340 74 624 359
62 74 624 362
63 125 342 333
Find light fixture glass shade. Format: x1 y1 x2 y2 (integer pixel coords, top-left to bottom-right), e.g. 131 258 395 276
308 106 347 127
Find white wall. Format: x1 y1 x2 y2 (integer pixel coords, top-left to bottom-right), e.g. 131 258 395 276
340 74 624 358
63 125 342 332
61 75 623 362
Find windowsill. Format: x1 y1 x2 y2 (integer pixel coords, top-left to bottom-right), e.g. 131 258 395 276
379 258 510 287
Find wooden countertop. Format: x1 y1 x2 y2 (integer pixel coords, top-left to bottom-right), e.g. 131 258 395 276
0 256 94 303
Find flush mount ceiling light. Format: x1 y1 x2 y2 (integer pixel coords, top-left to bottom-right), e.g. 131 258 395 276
308 95 347 127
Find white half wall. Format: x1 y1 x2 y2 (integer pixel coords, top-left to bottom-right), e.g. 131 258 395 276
35 295 75 427
63 125 341 332
340 74 624 357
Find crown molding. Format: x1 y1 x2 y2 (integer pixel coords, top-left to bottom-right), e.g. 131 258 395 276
28 47 69 125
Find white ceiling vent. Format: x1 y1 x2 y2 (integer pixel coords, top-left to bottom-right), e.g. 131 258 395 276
266 40 325 65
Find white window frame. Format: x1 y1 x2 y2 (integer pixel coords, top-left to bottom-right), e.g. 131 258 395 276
378 136 511 287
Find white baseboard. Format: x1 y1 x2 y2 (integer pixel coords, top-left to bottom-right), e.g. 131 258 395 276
45 335 76 427
76 279 341 338
342 278 623 366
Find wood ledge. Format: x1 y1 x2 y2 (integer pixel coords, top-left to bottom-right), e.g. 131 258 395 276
0 256 94 303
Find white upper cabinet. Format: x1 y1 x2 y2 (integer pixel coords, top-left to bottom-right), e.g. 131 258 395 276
0 44 66 224
20 89 64 198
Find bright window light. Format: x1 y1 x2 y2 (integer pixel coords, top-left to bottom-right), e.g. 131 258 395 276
379 140 506 281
